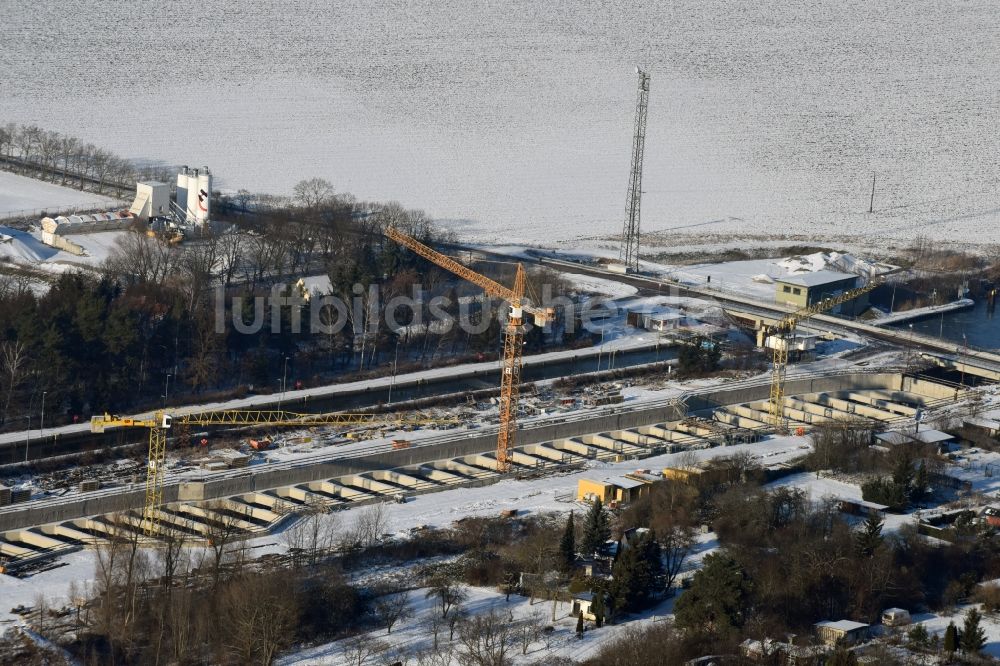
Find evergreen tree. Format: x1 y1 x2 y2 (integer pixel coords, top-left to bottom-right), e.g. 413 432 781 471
591 593 605 628
826 649 857 666
610 533 664 613
943 621 958 655
674 553 752 636
961 608 987 653
907 623 929 648
912 459 929 503
559 511 576 570
580 499 611 556
854 513 884 557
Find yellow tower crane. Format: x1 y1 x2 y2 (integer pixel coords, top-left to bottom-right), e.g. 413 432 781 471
765 278 884 429
91 409 454 535
384 227 554 472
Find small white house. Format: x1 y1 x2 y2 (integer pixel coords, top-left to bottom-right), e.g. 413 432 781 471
646 311 686 332
571 591 605 621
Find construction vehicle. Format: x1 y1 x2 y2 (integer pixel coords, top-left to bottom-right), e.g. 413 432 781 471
247 437 273 451
763 278 883 429
384 226 554 472
91 409 454 536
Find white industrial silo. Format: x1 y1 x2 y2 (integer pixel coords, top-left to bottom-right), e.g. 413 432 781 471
186 168 201 223
176 166 189 217
195 166 211 223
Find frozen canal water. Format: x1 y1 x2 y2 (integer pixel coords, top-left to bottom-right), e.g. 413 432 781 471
2 1 998 246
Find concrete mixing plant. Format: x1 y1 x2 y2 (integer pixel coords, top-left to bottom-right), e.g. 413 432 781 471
175 165 212 224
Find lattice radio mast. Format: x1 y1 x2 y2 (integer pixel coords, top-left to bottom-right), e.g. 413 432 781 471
619 67 651 273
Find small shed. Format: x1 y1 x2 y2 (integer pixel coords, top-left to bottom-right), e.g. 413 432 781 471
839 498 888 519
880 608 911 627
814 619 870 646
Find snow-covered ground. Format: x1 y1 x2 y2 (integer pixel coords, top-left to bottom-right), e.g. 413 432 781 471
0 225 125 275
2 2 998 247
912 605 1000 659
0 171 118 218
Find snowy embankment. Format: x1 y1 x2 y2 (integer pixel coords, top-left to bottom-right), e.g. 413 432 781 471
0 171 118 218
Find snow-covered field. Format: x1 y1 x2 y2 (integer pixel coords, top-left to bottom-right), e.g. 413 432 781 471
2 2 998 247
0 171 117 218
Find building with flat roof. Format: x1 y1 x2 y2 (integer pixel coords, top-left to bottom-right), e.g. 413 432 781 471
576 473 660 505
814 619 870 646
774 270 866 311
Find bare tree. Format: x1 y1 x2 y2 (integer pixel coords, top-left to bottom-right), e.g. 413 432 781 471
221 574 298 665
516 611 545 656
456 609 517 666
155 531 189 593
349 502 390 549
341 635 390 666
425 572 467 619
293 177 336 209
0 339 28 425
656 520 694 591
282 498 337 566
103 229 179 285
375 587 411 634
202 501 249 588
416 646 455 666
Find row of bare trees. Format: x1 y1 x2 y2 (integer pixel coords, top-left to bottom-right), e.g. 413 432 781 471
0 123 173 196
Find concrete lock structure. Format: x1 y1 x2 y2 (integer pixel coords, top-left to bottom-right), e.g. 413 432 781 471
0 372 977 570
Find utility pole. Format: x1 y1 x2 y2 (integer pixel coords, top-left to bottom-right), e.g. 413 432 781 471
619 67 651 273
869 172 876 213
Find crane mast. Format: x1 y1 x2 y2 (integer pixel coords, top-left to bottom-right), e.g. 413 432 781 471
384 227 552 472
619 67 651 273
766 278 883 429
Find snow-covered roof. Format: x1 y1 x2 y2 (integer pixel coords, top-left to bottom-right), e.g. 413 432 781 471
815 619 869 632
648 312 685 322
965 417 1000 431
840 498 889 511
610 476 647 490
775 270 857 288
875 429 955 446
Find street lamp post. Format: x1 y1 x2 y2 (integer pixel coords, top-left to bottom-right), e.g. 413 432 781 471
388 339 401 405
40 390 47 440
24 414 31 463
280 356 290 409
163 373 172 409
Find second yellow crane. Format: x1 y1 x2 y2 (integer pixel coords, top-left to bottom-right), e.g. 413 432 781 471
92 409 453 535
764 278 883 429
